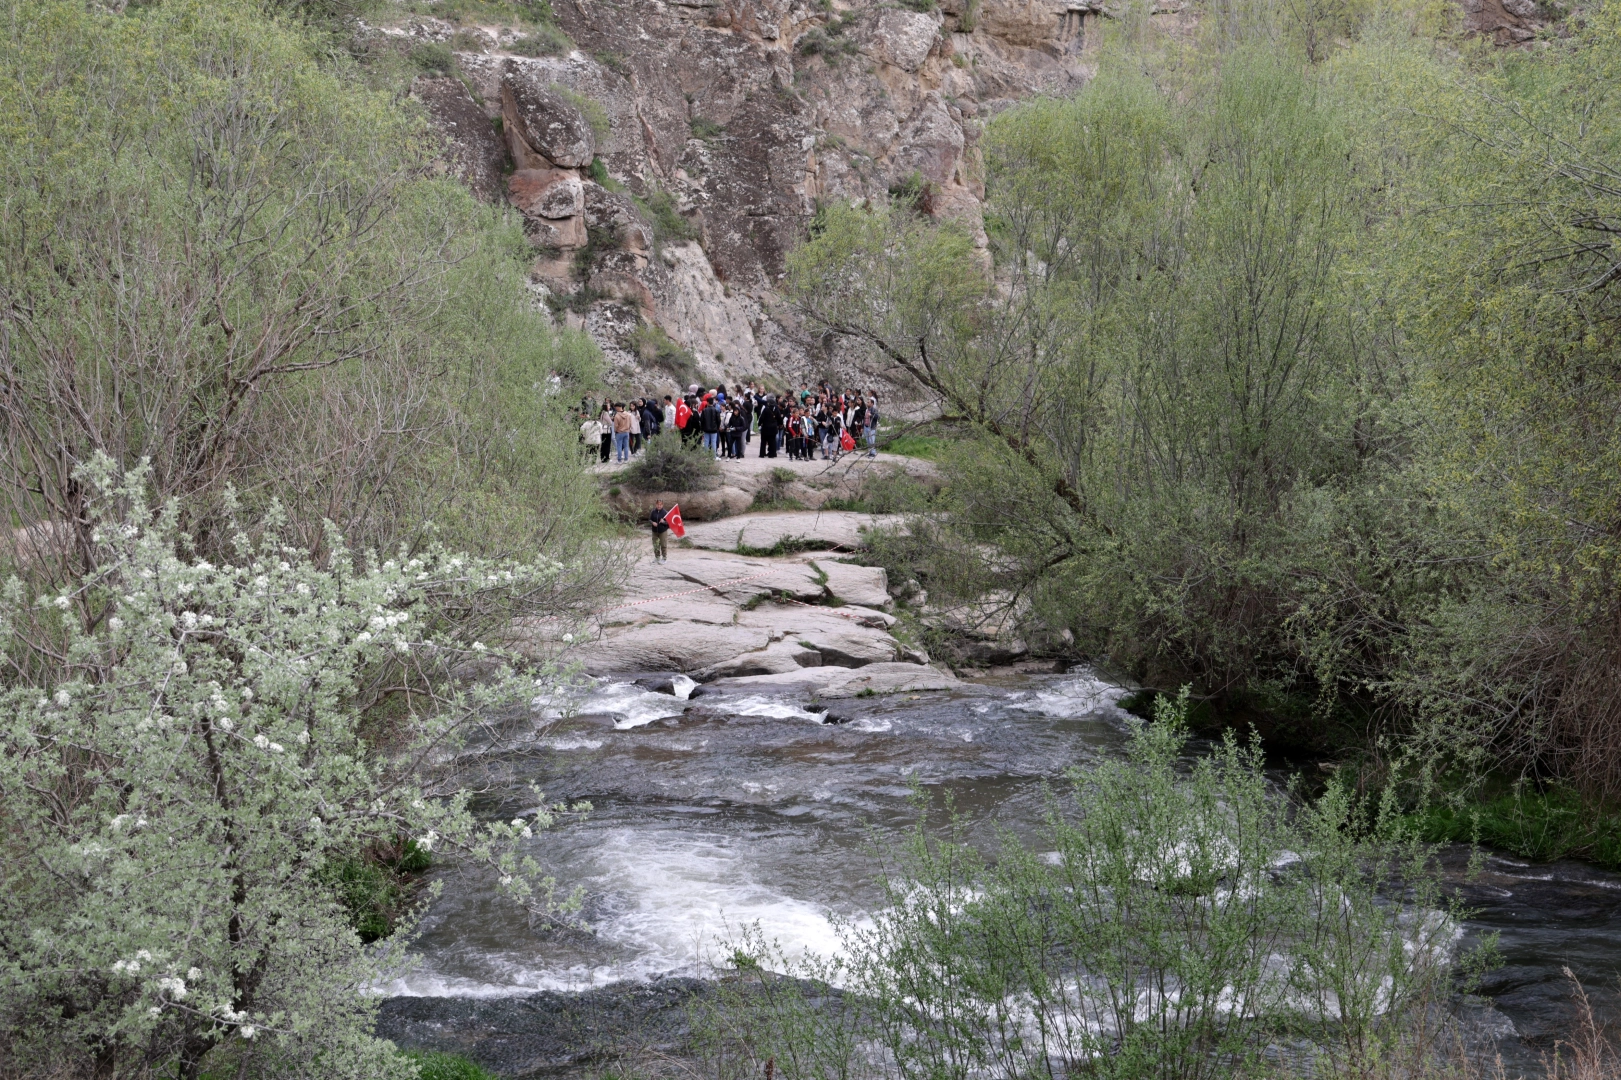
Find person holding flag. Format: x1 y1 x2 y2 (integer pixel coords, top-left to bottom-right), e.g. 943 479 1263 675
649 500 685 562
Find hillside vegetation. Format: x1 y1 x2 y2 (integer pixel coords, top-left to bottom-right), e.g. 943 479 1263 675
793 0 1621 809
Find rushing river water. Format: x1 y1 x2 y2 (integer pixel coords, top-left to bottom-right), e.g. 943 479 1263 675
382 670 1621 1073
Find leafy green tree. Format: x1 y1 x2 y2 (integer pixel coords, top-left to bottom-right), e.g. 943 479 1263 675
0 0 607 592
0 458 579 1077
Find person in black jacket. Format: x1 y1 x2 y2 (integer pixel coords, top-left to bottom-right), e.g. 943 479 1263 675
649 500 671 562
699 398 722 455
757 396 780 458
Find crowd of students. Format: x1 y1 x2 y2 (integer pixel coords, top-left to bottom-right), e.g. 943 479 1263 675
576 382 881 465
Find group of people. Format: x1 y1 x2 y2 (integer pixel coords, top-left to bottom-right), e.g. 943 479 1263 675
577 382 881 464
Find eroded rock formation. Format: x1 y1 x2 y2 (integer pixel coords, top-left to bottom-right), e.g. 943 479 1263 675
404 0 1140 393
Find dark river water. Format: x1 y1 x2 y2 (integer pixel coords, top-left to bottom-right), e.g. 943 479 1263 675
381 671 1621 1073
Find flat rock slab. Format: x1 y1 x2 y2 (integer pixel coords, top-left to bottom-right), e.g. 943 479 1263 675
717 662 962 698
813 559 890 609
681 511 907 553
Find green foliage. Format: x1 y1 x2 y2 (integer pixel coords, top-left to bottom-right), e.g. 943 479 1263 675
637 189 696 245
0 0 612 594
627 324 700 384
1411 786 1621 869
409 40 455 73
508 22 573 56
898 0 937 10
586 155 625 191
401 1049 502 1080
700 693 1479 1080
553 83 610 138
620 437 722 494
0 459 582 1078
690 116 725 140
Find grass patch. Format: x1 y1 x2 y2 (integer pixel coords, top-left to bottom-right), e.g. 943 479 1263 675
621 437 720 493
879 433 950 460
734 534 827 557
401 1049 501 1080
820 470 937 514
1410 784 1621 869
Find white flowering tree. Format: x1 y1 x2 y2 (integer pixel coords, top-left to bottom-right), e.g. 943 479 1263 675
0 457 578 1078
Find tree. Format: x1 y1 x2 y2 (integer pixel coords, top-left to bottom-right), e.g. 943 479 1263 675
0 0 609 592
0 458 579 1078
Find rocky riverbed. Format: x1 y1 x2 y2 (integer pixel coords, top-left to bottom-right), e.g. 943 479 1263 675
379 509 1621 1079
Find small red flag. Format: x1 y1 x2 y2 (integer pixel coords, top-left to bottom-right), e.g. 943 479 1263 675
675 400 691 429
666 504 685 538
840 429 856 452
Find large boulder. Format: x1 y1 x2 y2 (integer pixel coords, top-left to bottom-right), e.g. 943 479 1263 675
509 168 585 219
502 67 596 168
868 10 939 71
888 93 965 188
413 76 508 203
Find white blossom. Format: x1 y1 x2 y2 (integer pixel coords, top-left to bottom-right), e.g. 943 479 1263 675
108 616 123 631
53 595 70 610
54 689 72 707
239 1025 258 1040
253 734 269 749
157 976 187 999
267 742 284 754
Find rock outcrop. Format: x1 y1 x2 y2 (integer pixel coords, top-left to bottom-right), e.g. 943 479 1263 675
401 0 1135 396
407 0 1546 395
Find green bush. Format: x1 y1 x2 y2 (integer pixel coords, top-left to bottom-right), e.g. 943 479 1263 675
637 189 695 245
621 436 721 493
690 116 725 140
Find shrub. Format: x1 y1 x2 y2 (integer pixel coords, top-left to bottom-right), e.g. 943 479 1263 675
637 188 696 244
700 691 1484 1080
409 40 455 73
628 323 700 384
622 437 721 493
690 116 725 140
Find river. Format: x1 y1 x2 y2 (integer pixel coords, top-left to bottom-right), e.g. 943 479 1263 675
378 669 1621 1075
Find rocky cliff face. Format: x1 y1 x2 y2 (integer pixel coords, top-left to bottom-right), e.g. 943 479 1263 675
401 0 1546 394
401 0 1162 392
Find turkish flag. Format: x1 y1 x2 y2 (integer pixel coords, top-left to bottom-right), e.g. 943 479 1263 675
666 504 686 538
675 400 691 429
840 428 856 452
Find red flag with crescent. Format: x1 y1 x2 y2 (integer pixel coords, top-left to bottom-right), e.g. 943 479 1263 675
666 504 686 538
